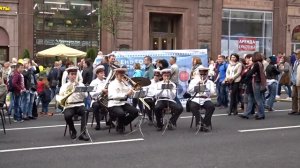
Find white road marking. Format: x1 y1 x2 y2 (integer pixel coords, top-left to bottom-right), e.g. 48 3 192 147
238 125 300 133
0 138 144 153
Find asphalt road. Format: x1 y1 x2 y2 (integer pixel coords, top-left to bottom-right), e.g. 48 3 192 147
0 101 299 168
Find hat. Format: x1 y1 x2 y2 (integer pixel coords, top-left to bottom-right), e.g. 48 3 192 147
197 65 209 71
269 55 277 64
154 69 161 76
66 66 78 73
94 65 105 74
114 67 127 72
161 69 172 74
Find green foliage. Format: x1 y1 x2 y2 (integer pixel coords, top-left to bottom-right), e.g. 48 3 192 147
86 48 97 61
22 49 30 59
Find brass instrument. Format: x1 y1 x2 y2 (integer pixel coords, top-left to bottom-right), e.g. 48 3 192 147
97 72 115 108
57 82 77 108
122 75 141 90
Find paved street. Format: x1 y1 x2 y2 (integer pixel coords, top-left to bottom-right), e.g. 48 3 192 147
0 101 299 168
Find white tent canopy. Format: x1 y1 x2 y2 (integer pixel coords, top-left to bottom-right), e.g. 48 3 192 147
36 44 86 58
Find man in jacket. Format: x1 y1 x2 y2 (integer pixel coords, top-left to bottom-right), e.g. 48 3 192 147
289 51 300 115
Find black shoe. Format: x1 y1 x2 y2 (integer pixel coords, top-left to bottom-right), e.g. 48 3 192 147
95 125 100 130
116 126 125 134
227 111 232 116
200 126 210 132
70 130 77 139
239 114 249 119
255 116 265 120
28 116 37 120
78 134 90 141
23 117 30 120
288 111 298 115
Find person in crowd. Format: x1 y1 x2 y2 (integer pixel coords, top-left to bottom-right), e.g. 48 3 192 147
12 63 25 122
154 69 183 131
215 55 228 108
188 65 215 132
90 65 108 130
190 56 202 80
39 83 52 116
133 63 143 77
277 56 292 100
208 60 215 81
143 56 155 79
59 66 89 141
21 59 39 120
169 56 179 85
290 52 296 66
156 59 169 70
82 59 93 85
48 61 61 99
276 52 284 64
239 52 266 120
225 53 242 115
0 77 7 108
36 76 46 110
107 68 139 133
289 50 300 115
1 62 11 84
265 55 280 112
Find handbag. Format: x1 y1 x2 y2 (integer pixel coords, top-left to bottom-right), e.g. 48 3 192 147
279 73 290 85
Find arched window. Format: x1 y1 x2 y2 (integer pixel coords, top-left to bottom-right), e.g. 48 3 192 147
292 25 300 42
0 27 9 46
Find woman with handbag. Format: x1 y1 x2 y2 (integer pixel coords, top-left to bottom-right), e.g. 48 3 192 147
277 56 292 100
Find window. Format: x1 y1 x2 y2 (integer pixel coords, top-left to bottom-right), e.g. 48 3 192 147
221 9 273 57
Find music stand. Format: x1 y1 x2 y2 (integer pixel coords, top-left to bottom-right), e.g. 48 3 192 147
126 89 147 137
73 85 94 143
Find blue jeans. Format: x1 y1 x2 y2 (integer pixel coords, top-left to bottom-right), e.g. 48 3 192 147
21 91 35 117
277 84 292 97
243 83 265 117
13 93 22 121
266 82 277 109
41 102 49 113
217 83 228 107
8 92 14 115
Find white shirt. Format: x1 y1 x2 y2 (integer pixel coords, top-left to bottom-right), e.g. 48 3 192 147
188 77 215 105
155 80 176 103
58 81 86 109
144 79 159 98
90 78 106 104
107 79 130 107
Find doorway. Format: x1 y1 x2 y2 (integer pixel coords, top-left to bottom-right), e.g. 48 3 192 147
0 47 9 63
150 13 180 50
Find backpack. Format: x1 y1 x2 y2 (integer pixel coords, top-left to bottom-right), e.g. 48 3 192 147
7 74 14 92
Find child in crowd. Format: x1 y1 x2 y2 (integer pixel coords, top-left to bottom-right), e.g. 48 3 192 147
39 83 52 116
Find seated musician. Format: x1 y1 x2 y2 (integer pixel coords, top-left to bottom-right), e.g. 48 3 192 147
90 65 107 130
59 67 89 141
154 69 183 131
107 68 139 133
187 65 215 132
143 69 161 123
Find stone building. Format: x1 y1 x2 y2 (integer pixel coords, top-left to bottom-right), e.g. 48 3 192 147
1 0 300 63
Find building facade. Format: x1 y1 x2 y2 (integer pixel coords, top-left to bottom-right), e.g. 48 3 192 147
1 0 300 63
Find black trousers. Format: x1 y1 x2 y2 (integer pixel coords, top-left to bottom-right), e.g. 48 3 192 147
64 106 87 133
108 103 139 127
189 101 215 126
154 100 183 128
143 98 155 121
92 101 107 126
229 82 240 114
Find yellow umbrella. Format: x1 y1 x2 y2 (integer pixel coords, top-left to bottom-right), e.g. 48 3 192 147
36 44 86 58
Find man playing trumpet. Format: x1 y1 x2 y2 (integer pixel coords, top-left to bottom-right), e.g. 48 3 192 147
187 65 215 132
90 65 107 130
107 68 139 133
154 69 183 131
58 67 89 141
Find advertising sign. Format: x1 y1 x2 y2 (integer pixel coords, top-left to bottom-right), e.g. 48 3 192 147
238 37 256 51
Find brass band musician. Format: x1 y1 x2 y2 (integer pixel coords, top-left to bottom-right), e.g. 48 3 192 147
107 68 139 133
90 65 107 130
143 69 161 123
154 69 183 131
59 67 89 141
187 65 215 132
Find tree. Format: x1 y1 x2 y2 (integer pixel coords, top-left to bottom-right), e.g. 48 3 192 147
22 49 30 59
101 0 124 50
86 48 97 61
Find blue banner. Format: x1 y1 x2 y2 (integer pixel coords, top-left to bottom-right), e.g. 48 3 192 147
112 49 208 99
